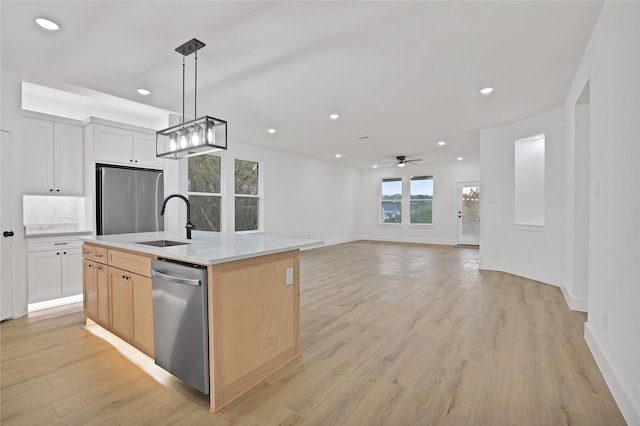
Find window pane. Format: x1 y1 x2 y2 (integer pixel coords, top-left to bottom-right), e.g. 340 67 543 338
382 178 402 200
235 159 259 195
381 200 402 223
410 176 433 199
410 176 433 223
235 196 258 231
189 195 221 232
188 155 221 193
410 200 432 224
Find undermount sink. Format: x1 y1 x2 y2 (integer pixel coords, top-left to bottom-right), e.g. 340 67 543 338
135 239 190 247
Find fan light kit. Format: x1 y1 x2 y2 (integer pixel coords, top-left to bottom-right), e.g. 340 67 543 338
480 87 494 95
156 38 228 159
35 18 60 31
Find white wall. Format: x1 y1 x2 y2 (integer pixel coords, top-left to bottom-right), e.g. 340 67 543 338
0 66 28 318
561 2 640 423
174 141 360 246
479 107 563 286
358 160 480 245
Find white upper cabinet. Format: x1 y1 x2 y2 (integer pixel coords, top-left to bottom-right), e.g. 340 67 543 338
92 124 165 169
23 117 83 194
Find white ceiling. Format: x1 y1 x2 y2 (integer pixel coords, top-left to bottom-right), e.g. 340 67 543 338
1 1 602 169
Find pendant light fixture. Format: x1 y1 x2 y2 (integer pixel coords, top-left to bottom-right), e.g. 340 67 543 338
156 38 227 159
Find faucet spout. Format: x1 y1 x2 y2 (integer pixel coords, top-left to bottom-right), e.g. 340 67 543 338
160 194 194 239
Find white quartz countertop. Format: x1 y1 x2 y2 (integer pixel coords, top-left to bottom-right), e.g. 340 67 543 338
79 231 323 265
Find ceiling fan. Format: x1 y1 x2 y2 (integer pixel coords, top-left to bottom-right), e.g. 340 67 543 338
378 155 423 168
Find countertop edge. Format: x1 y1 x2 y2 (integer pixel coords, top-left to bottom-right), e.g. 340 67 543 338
79 235 323 265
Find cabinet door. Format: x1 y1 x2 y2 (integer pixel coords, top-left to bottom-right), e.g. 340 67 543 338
53 123 83 194
83 259 98 319
93 125 133 165
132 275 154 356
61 248 83 296
133 132 165 169
108 267 133 340
28 250 62 303
23 118 55 193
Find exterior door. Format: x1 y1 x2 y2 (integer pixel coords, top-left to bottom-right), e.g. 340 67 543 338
1 131 14 320
457 182 480 246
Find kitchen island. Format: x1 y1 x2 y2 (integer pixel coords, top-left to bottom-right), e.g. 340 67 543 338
80 231 320 413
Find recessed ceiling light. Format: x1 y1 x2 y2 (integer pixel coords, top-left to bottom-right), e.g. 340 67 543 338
137 89 150 96
438 141 446 146
329 113 340 120
480 87 494 95
335 153 342 158
267 128 276 134
35 18 60 31
457 157 464 161
373 164 378 168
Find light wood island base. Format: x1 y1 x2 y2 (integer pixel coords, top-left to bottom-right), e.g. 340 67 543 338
207 250 300 412
81 240 301 413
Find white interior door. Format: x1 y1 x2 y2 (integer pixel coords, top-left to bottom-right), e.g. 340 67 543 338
457 182 480 246
1 130 14 320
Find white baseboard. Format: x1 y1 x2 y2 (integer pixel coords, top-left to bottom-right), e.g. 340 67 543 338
559 280 588 312
28 294 83 313
359 235 456 246
584 323 640 425
300 236 360 251
478 260 560 287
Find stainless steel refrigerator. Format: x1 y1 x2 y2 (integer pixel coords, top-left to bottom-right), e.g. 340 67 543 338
96 164 164 235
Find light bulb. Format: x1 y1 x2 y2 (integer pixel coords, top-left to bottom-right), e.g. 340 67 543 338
191 127 200 146
207 126 214 143
179 132 187 149
169 134 177 151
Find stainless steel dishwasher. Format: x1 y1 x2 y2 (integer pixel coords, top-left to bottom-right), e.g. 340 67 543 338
150 258 209 394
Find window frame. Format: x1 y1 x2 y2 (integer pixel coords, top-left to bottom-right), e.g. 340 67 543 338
379 177 403 225
379 175 435 226
233 157 263 234
409 175 434 225
187 152 224 232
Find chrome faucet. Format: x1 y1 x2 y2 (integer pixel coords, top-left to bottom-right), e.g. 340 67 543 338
160 194 194 239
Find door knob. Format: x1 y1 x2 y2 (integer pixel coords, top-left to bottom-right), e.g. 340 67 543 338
2 231 14 237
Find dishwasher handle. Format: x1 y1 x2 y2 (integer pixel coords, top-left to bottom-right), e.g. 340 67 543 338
151 269 202 286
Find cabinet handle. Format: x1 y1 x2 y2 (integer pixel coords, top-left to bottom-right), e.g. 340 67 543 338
95 266 103 271
63 251 67 255
83 250 91 255
56 252 60 255
95 253 104 258
56 189 60 192
49 189 53 192
122 275 131 280
2 231 14 237
54 242 68 246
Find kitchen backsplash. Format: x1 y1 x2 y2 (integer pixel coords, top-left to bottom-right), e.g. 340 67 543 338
23 195 92 235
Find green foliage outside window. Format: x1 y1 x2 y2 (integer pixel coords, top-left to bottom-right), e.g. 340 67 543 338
235 159 260 231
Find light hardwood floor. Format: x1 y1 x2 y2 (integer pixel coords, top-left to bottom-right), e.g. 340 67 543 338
1 241 626 425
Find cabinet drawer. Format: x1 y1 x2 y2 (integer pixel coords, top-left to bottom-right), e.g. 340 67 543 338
82 243 108 262
28 236 83 252
108 249 154 277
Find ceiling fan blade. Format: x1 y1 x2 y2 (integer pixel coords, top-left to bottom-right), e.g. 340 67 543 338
405 159 422 163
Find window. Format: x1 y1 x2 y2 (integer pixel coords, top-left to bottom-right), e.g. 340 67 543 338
381 178 402 223
410 176 433 224
235 159 260 232
188 154 221 232
514 134 545 226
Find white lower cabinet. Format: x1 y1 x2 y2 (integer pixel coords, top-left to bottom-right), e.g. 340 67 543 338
27 237 85 303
